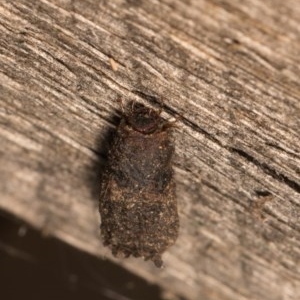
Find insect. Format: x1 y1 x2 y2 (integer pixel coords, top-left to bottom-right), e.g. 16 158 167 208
99 101 179 267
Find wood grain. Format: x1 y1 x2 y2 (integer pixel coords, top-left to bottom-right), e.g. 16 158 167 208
1 0 299 299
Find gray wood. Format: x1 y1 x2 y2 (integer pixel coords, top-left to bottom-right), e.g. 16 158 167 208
1 0 299 299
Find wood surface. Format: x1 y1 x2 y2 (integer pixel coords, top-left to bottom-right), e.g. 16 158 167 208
1 0 300 299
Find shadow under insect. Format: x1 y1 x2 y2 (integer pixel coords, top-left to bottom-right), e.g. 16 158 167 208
99 102 179 268
85 111 121 205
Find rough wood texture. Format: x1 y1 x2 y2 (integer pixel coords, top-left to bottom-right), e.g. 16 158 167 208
1 0 299 299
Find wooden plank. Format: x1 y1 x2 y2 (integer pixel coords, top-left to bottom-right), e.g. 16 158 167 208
0 0 299 299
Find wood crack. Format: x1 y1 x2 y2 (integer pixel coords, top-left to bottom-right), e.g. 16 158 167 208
231 148 300 194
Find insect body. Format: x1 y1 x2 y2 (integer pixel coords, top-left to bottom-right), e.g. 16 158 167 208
99 102 179 267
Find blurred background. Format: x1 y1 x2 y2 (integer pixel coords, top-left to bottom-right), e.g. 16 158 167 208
0 210 183 300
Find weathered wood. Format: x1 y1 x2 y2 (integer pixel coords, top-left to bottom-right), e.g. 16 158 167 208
0 0 299 299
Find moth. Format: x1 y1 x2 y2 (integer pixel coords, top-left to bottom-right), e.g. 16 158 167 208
99 102 179 267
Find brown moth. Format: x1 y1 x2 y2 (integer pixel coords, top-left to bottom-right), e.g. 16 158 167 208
99 102 179 267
